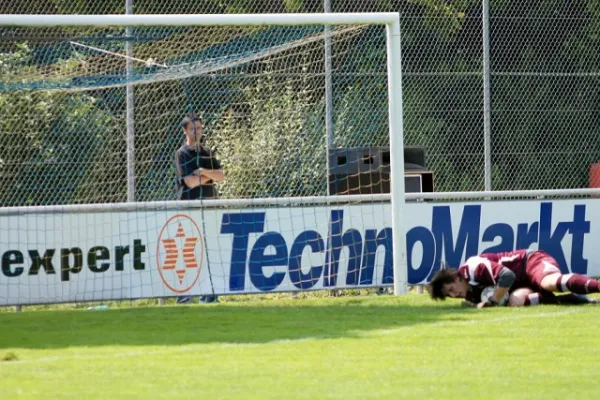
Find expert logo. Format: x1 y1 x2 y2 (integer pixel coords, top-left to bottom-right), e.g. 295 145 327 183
157 214 204 293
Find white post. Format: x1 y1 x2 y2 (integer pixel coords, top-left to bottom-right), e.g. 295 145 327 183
386 16 408 295
126 0 135 202
324 0 338 296
324 0 334 194
483 0 492 191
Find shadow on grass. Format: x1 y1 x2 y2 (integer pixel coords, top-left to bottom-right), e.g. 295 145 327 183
0 298 474 350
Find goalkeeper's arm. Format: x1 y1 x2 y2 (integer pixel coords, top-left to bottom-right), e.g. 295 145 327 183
485 267 516 307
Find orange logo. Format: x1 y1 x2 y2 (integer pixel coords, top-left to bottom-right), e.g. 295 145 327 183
157 214 204 293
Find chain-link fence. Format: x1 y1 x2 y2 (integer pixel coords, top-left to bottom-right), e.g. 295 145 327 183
0 1 598 207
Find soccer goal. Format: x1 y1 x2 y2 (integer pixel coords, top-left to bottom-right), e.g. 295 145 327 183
0 13 407 306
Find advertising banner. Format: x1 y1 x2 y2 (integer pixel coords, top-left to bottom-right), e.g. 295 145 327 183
0 199 595 305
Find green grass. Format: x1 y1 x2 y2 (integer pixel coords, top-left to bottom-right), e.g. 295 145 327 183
1 294 599 399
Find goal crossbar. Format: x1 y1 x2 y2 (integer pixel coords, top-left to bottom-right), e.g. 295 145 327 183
0 13 400 27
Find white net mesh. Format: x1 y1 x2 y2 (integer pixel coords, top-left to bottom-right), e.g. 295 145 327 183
0 23 387 206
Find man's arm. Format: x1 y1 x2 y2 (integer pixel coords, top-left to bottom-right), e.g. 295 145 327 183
183 168 223 188
183 174 207 188
200 168 224 182
198 154 224 182
176 150 201 188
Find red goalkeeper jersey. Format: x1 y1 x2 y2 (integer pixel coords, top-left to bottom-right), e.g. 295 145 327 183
459 249 528 302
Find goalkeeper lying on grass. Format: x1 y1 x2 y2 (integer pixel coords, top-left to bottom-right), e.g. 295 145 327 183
428 249 600 308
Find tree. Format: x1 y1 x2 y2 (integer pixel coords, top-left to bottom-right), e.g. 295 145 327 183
210 70 327 198
0 44 124 206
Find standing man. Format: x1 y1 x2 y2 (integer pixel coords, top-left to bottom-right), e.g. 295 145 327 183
174 113 224 304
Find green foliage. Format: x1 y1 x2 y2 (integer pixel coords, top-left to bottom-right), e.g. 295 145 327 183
48 0 123 14
0 45 123 206
284 0 304 12
210 71 327 198
411 0 474 41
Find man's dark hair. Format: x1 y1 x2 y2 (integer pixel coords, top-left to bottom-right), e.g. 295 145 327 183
427 268 461 301
180 112 202 129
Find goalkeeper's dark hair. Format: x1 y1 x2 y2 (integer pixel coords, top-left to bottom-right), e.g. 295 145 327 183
427 268 461 301
180 112 203 129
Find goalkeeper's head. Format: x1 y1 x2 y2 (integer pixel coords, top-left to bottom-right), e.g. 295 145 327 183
427 268 469 300
181 113 206 145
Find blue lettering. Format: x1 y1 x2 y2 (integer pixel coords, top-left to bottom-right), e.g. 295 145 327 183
516 222 539 250
359 228 393 285
569 205 590 274
288 231 324 290
539 203 571 273
248 232 288 291
430 205 481 273
323 210 363 287
406 226 435 283
481 223 514 253
220 201 590 291
220 212 265 291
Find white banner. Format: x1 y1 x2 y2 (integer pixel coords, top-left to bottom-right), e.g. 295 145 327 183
0 199 596 305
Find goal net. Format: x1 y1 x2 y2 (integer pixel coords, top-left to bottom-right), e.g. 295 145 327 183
0 14 407 306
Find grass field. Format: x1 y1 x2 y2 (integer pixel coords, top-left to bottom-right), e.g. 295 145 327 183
1 294 599 399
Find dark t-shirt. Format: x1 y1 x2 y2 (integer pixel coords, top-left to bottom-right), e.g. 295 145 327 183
175 144 222 200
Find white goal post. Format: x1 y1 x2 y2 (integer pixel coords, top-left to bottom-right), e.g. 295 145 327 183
0 13 408 304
